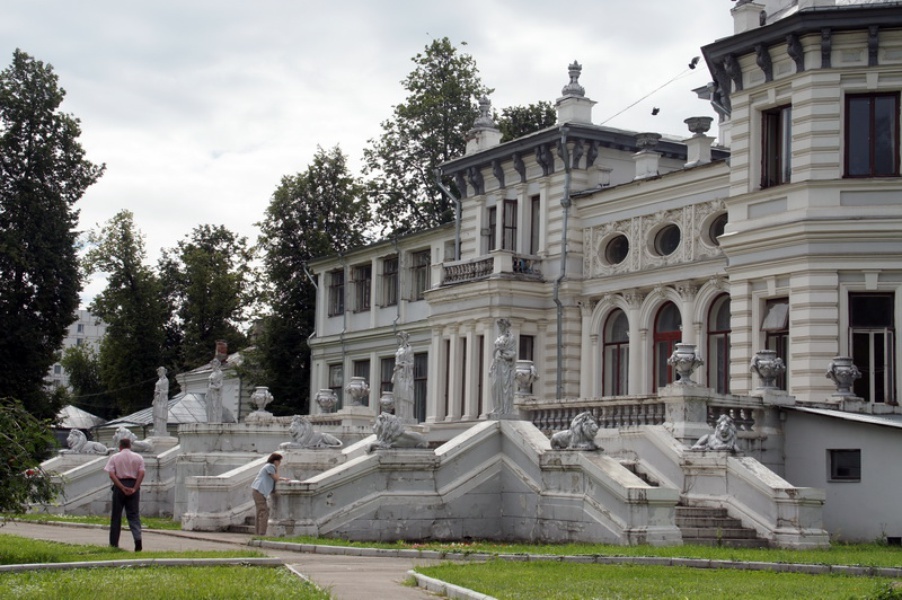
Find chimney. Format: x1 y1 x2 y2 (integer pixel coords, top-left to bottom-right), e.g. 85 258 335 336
466 96 502 155
215 340 228 363
556 61 596 125
633 133 661 180
732 1 766 34
683 116 714 167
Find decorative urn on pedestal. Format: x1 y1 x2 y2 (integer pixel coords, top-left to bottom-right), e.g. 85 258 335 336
344 376 370 407
667 343 704 385
249 386 273 413
826 356 862 397
379 390 395 414
514 360 538 396
315 389 337 413
750 349 786 389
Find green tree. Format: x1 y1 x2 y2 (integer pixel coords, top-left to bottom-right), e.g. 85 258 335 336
497 101 557 143
256 145 369 413
363 37 491 235
83 211 167 416
0 49 104 419
0 397 59 513
159 224 255 371
59 344 116 420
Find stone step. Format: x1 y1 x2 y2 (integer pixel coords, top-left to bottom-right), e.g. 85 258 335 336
226 523 255 534
683 537 770 549
675 504 768 548
675 516 745 529
680 526 760 540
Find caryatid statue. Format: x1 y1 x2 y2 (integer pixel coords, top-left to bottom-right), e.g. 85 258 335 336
152 366 169 437
206 358 224 423
391 331 415 421
489 318 517 416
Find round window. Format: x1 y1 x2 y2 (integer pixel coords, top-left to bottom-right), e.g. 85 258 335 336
605 234 629 264
654 224 681 256
709 213 727 246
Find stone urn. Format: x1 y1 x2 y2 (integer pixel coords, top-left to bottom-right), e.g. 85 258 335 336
667 343 704 385
344 376 370 407
315 388 338 413
684 116 714 136
514 360 538 396
249 386 273 412
635 132 662 151
378 390 395 414
750 349 786 389
826 356 862 397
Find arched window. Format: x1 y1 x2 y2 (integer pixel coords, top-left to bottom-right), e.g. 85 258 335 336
603 309 629 396
653 302 682 391
707 295 731 394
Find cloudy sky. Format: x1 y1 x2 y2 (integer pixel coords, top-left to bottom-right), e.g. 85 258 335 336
3 1 735 306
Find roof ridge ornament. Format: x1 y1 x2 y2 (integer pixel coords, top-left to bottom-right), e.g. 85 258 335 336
561 60 585 97
472 95 496 130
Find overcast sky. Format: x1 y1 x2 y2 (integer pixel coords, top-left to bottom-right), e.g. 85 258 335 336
3 1 735 306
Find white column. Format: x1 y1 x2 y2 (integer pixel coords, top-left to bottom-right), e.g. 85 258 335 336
425 327 444 424
446 327 462 421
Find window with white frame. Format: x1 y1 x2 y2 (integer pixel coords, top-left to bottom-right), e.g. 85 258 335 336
352 263 372 312
845 93 899 178
604 309 629 396
328 269 345 316
411 250 430 301
502 199 517 251
653 302 682 392
762 298 789 390
413 352 428 422
381 256 398 307
761 105 791 188
528 195 540 255
849 293 895 404
328 363 344 408
707 295 731 394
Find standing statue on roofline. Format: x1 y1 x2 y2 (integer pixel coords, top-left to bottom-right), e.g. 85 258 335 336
206 358 224 423
152 366 169 437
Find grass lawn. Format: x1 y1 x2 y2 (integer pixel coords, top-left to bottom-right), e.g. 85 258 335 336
415 560 902 600
0 535 330 600
273 536 902 568
4 513 181 530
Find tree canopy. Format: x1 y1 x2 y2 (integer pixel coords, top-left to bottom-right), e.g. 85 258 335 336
0 397 59 513
363 37 491 235
497 101 557 143
159 224 255 371
255 145 369 413
0 49 104 419
83 210 167 416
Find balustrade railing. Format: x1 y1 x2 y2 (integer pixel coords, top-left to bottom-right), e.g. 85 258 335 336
442 257 493 284
525 397 666 434
441 253 543 285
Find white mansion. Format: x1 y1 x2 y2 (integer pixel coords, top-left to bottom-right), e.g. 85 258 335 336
307 0 902 541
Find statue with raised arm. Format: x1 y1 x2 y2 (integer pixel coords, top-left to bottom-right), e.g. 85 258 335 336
489 318 517 416
391 331 415 420
153 366 169 437
206 358 224 423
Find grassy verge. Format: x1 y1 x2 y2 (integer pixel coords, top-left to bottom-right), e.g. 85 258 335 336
271 536 902 568
0 565 330 600
416 560 902 600
3 513 181 530
0 534 263 565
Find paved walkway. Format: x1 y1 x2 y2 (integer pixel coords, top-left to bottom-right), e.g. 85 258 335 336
1 521 442 599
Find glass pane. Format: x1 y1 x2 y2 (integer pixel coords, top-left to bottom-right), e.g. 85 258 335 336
656 303 681 332
606 310 629 342
762 300 789 331
875 96 897 175
850 294 894 327
847 97 871 175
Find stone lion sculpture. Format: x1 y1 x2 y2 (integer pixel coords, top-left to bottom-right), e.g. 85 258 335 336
368 412 428 451
111 426 154 453
550 412 601 451
279 415 343 450
64 429 111 455
691 414 739 452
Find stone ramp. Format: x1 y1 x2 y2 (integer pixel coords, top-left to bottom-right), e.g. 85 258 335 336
0 521 439 600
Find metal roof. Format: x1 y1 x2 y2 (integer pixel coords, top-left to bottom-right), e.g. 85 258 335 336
788 406 902 431
56 405 106 430
101 393 208 428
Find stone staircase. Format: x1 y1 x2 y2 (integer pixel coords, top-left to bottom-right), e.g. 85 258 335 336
226 515 256 534
675 505 769 548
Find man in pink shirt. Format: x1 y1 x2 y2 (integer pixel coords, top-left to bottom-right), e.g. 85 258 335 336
104 437 146 551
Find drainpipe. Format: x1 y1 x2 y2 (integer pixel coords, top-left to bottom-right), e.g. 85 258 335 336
554 127 571 400
302 262 319 412
434 168 461 261
389 235 402 333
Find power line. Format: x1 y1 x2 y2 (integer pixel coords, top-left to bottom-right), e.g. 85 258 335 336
599 65 698 126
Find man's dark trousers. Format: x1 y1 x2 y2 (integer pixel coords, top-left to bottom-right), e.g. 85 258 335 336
110 478 142 549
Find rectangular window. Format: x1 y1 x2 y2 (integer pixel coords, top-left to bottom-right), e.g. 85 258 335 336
411 250 430 301
54 364 62 375
829 449 861 482
328 364 344 409
846 93 900 177
529 195 540 255
502 199 518 251
487 206 497 251
762 298 789 391
76 338 84 347
519 335 534 361
380 357 395 394
382 256 398 307
850 293 895 403
328 269 345 316
414 352 428 422
761 105 792 188
352 264 372 312
77 323 85 334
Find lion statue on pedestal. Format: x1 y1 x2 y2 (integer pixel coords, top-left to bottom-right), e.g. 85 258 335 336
691 414 739 452
63 429 111 455
279 415 343 450
111 426 154 453
368 412 428 451
550 412 601 451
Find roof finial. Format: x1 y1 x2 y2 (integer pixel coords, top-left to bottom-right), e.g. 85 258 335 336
561 61 585 97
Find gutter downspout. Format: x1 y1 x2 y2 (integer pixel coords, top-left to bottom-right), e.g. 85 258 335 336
554 127 571 400
434 168 461 261
302 262 319 413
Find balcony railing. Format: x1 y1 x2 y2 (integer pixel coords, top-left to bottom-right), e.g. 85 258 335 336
441 251 542 285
